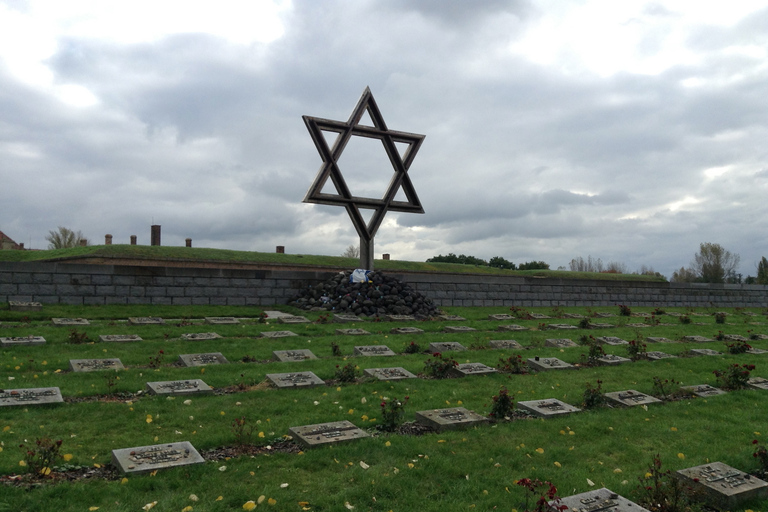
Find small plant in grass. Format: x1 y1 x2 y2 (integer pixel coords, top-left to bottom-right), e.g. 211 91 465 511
379 396 409 432
582 380 605 409
645 314 660 326
753 439 768 476
315 313 330 324
236 373 254 391
231 416 256 445
330 341 342 357
634 454 700 512
257 312 268 323
103 371 119 394
714 311 726 324
516 478 566 512
713 330 725 341
147 350 165 368
241 354 258 363
618 304 632 316
713 363 755 390
497 354 529 374
67 329 91 344
652 307 665 315
510 306 533 320
423 352 458 378
489 387 515 419
19 436 64 476
334 363 360 383
579 337 604 366
403 340 421 354
578 317 592 329
627 339 647 360
679 315 692 325
651 377 681 400
550 306 564 318
725 338 751 354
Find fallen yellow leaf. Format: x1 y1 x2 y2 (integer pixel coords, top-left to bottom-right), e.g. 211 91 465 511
243 501 256 511
268 498 277 505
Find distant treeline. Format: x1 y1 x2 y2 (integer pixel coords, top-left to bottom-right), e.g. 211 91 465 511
426 253 549 270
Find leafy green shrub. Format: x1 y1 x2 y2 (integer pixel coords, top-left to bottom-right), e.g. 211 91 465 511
582 380 605 409
231 416 256 445
330 342 342 357
618 304 632 316
147 350 164 368
19 437 64 476
516 478 566 512
67 329 91 344
634 455 700 512
423 352 457 378
334 363 360 383
379 396 409 432
713 363 754 390
489 387 515 419
714 312 726 324
626 339 647 360
652 377 681 400
679 315 692 324
753 439 768 476
725 339 751 354
497 354 529 374
403 341 421 354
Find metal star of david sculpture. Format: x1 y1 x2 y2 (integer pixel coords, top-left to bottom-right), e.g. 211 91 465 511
303 87 425 270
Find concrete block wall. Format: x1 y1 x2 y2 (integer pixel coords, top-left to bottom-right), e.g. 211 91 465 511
1 261 766 308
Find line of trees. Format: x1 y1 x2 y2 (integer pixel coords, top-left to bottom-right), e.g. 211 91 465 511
45 226 89 249
426 253 549 270
567 255 662 277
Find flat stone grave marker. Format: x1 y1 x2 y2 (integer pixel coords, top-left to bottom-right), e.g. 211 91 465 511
597 354 632 366
0 335 46 347
498 324 528 332
99 334 142 343
646 351 676 360
146 379 213 396
273 349 318 362
363 367 417 380
750 334 768 340
546 324 578 330
414 407 488 431
9 300 42 311
0 387 63 406
290 420 370 448
178 353 229 366
589 323 614 329
52 317 90 326
666 312 683 317
529 313 551 319
683 384 726 397
69 358 125 372
488 314 516 321
336 328 370 335
627 323 650 328
552 488 650 512
128 317 164 325
596 336 629 346
593 312 616 318
682 335 712 342
632 312 652 318
563 313 585 319
112 441 204 474
391 327 424 335
438 314 465 321
489 340 523 349
260 330 298 339
354 345 395 356
518 398 580 418
747 347 768 354
747 377 768 390
428 342 467 352
677 462 768 509
604 390 662 407
205 317 239 325
689 348 722 356
267 371 324 388
263 310 293 318
646 337 673 343
443 326 476 333
450 363 497 377
527 357 574 371
278 315 311 324
334 313 362 323
545 338 578 348
181 332 222 341
384 314 416 322
724 334 749 342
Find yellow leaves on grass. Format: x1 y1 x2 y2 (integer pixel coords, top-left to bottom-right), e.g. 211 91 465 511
142 502 157 511
146 415 153 424
554 461 562 468
181 507 193 512
678 453 685 460
535 448 544 454
268 498 277 505
121 477 129 484
670 427 678 432
63 453 73 461
243 501 256 511
89 507 99 511
385 441 391 447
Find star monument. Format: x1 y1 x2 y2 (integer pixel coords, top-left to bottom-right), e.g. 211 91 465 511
303 87 425 269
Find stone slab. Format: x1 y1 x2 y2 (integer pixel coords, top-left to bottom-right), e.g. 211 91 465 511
263 310 293 318
278 315 311 324
52 317 90 326
546 324 578 330
689 349 722 356
747 348 768 354
363 367 417 380
354 345 395 356
267 371 324 388
677 462 768 509
442 325 477 333
438 314 466 321
489 340 523 349
518 399 581 418
336 328 370 336
181 332 222 341
682 335 713 342
8 300 42 311
449 363 497 377
0 335 46 347
596 336 629 346
414 407 488 431
563 313 585 319
527 357 574 371
146 379 213 395
724 334 749 342
747 377 768 390
260 330 298 339
272 349 318 362
589 323 614 329
529 313 551 319
646 351 676 360
683 384 726 397
646 337 673 343
498 324 528 332
0 387 63 406
488 314 516 321
205 317 239 325
128 317 164 325
593 312 616 318
178 353 229 366
751 334 768 340
99 334 142 343
69 358 125 372
290 420 370 448
597 354 632 366
552 488 650 512
383 315 416 322
428 342 467 353
604 390 662 407
111 441 204 474
334 314 363 323
545 338 578 348
390 327 424 335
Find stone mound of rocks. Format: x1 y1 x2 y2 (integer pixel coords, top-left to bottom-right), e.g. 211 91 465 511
287 270 440 318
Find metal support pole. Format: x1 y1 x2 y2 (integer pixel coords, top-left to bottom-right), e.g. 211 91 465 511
360 236 374 270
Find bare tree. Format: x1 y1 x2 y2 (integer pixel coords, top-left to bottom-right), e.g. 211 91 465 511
692 242 740 283
46 226 88 249
341 244 360 258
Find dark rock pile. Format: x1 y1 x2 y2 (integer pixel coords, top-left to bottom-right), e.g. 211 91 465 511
287 270 440 318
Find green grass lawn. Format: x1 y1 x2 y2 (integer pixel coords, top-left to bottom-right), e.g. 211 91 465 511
1 304 767 511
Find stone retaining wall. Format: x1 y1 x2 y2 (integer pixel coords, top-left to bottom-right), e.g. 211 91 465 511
1 261 766 308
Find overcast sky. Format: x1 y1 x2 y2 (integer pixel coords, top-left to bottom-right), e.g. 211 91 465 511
2 0 767 278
